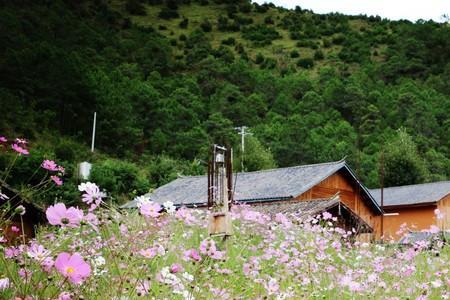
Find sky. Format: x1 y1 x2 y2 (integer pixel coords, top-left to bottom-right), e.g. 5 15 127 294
253 0 450 22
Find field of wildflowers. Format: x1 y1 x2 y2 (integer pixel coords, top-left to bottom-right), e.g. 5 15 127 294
1 137 450 299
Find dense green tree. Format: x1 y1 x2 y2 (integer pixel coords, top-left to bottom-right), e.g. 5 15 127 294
383 129 429 187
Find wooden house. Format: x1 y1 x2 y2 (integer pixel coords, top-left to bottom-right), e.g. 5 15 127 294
123 160 383 240
370 181 450 240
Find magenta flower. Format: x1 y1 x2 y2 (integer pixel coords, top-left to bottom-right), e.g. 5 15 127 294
51 175 63 186
11 143 29 155
55 252 91 284
140 201 161 218
170 263 183 274
46 203 83 227
42 160 59 171
0 136 6 143
183 249 201 262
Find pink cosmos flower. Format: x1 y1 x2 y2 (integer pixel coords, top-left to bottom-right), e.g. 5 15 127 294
11 226 20 233
78 182 105 210
140 201 161 218
46 203 84 227
170 263 183 273
55 252 91 284
136 280 150 296
199 238 217 256
51 175 63 186
11 143 29 155
322 211 333 220
41 257 55 273
263 277 279 295
58 292 73 300
183 249 201 262
27 243 50 261
0 136 6 143
139 245 165 259
0 278 10 290
41 160 59 171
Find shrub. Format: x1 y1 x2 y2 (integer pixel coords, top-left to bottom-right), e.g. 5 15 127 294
166 0 178 10
239 2 252 13
264 16 274 25
158 7 179 19
242 24 280 46
297 57 314 69
90 159 150 200
158 25 167 30
261 57 277 69
200 0 209 5
322 38 331 48
314 49 324 60
221 37 235 45
179 18 189 29
200 19 212 32
290 50 300 58
179 34 187 41
332 34 345 45
255 53 264 64
254 3 269 13
125 0 147 16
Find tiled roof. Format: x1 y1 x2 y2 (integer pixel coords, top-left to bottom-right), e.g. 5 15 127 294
121 160 381 213
369 181 450 207
248 197 340 218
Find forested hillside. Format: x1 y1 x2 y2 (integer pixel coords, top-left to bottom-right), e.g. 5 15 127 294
1 0 450 204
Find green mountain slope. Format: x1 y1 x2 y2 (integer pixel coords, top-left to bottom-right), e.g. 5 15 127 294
1 0 449 203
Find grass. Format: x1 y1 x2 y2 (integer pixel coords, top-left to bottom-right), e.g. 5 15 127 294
106 1 381 74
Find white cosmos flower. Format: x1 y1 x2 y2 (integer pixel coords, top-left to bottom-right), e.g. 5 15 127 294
163 201 176 214
134 195 150 208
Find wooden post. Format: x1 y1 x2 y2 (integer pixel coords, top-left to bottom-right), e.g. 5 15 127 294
207 145 233 236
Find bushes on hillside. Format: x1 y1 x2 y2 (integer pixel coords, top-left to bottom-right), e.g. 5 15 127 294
90 159 150 200
297 57 314 68
125 0 146 16
158 7 179 19
200 19 212 32
242 24 280 46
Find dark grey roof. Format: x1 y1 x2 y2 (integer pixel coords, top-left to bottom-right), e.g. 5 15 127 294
249 196 341 218
122 160 381 213
248 195 373 233
369 181 450 207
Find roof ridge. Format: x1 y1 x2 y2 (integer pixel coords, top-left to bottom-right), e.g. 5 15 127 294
370 180 450 191
174 159 346 180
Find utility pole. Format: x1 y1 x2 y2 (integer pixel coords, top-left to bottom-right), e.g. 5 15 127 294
91 112 97 153
235 126 251 172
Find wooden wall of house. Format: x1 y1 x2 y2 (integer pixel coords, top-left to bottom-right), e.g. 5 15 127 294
295 171 382 240
383 205 437 240
437 194 450 230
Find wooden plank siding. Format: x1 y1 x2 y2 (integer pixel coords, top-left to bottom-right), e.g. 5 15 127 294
294 171 381 240
437 194 450 231
383 205 437 240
